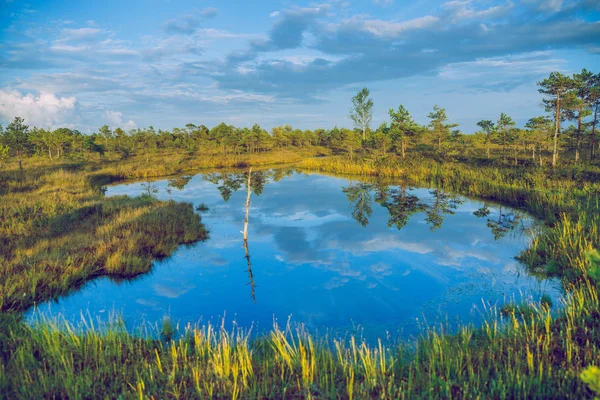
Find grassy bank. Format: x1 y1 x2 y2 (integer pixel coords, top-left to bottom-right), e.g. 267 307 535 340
0 166 208 313
89 147 328 181
1 152 600 398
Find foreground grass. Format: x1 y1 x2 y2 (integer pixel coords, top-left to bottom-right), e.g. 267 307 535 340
0 282 598 399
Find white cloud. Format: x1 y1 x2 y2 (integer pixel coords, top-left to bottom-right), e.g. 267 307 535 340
163 8 219 35
278 53 344 66
104 110 137 129
442 0 513 22
49 44 87 53
338 15 440 37
142 35 204 58
270 11 280 17
0 90 76 128
60 27 102 41
542 0 563 11
438 52 566 80
259 210 349 227
17 72 125 94
236 65 256 74
140 88 276 105
98 48 140 56
196 28 263 40
153 282 195 298
525 0 563 12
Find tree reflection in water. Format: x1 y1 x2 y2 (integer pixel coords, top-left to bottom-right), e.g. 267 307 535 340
424 189 464 231
379 185 427 230
204 169 265 301
342 182 464 232
342 182 373 227
198 170 528 303
243 168 256 302
166 175 193 194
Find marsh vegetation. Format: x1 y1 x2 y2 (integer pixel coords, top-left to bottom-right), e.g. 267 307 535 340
1 70 600 398
25 168 556 342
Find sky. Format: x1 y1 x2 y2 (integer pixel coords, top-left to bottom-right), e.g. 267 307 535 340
0 0 599 133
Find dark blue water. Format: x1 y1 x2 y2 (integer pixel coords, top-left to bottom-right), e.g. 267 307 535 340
27 169 560 340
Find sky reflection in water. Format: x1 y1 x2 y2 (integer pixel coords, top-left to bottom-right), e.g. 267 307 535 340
28 169 561 340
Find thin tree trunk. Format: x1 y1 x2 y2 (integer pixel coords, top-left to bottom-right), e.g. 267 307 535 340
241 168 255 301
591 108 597 160
552 94 561 168
18 150 22 170
502 132 506 161
402 138 406 158
243 237 255 302
576 113 582 162
362 108 367 141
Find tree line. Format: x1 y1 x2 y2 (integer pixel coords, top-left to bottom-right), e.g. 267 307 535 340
1 69 598 169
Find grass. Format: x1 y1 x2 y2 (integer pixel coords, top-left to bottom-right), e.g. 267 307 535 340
90 147 328 181
500 302 539 319
1 151 600 398
0 281 598 398
0 161 209 312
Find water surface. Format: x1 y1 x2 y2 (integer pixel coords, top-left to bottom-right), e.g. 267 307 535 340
29 169 560 340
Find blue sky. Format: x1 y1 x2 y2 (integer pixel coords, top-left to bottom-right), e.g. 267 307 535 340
0 0 599 133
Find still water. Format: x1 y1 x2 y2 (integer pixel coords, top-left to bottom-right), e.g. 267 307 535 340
28 169 560 339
